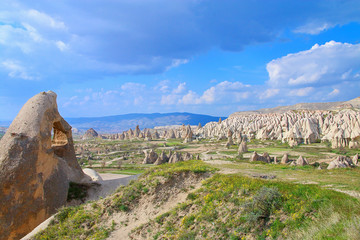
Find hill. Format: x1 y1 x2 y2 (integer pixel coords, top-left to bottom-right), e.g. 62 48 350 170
230 96 360 117
65 112 225 133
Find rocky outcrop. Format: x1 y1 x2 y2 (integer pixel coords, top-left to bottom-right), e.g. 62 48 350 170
281 154 289 164
154 151 168 165
292 156 309 166
169 152 183 163
196 109 360 149
82 128 99 140
142 149 158 164
183 125 193 143
238 141 248 154
327 156 354 169
0 91 91 240
250 151 271 163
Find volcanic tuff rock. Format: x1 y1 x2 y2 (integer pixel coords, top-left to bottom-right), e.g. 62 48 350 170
197 109 360 149
327 156 354 169
82 128 99 140
142 149 158 164
0 91 91 240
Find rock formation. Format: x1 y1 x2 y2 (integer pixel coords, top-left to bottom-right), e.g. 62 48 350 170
238 141 248 154
183 125 193 143
154 151 168 165
142 149 158 164
293 156 309 166
196 109 360 149
0 91 91 240
281 154 289 164
169 152 183 163
82 128 99 140
250 151 271 163
327 156 354 169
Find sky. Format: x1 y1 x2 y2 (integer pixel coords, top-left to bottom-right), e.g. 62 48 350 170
1 0 360 120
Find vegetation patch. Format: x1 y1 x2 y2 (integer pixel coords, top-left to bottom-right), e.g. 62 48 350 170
33 160 216 239
130 174 360 239
67 182 89 202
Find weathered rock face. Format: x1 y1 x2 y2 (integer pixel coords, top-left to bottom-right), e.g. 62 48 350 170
196 109 360 149
0 91 90 240
82 128 98 140
169 152 183 163
142 149 158 164
238 141 248 154
327 156 354 169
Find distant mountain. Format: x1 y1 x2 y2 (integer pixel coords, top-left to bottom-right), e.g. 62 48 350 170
65 112 225 133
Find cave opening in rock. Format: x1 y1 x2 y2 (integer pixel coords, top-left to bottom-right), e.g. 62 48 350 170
51 121 68 147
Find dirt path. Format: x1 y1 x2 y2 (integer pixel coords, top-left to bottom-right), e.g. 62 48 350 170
107 173 209 240
86 173 139 201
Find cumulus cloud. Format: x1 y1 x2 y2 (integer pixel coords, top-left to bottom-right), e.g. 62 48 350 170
288 87 314 97
294 22 332 35
1 60 37 80
267 41 360 88
1 0 360 79
178 81 250 105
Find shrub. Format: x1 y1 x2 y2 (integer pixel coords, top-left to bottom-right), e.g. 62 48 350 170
243 187 282 227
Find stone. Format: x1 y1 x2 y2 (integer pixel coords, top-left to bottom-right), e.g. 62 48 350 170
0 91 91 240
142 149 158 164
83 168 103 182
169 152 183 163
82 128 98 140
281 153 289 164
295 156 309 166
327 156 353 169
353 154 359 165
154 151 168 165
238 141 248 154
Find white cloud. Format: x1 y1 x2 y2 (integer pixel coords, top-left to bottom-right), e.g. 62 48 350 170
166 59 189 70
56 40 68 51
261 89 280 99
121 82 146 92
267 41 360 88
172 82 186 94
329 88 340 97
178 81 250 105
154 80 170 93
289 87 314 97
25 9 67 30
294 22 332 35
1 60 37 80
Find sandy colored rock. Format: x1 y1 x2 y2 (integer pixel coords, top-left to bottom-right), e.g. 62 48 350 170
142 149 158 164
281 153 289 164
327 156 354 169
82 128 98 140
295 156 309 166
238 141 248 154
0 91 90 240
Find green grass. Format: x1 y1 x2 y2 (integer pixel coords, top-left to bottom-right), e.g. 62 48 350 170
131 173 360 239
216 161 360 192
34 160 217 240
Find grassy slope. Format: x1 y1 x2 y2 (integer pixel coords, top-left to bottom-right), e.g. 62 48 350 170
33 160 360 240
131 173 360 240
33 160 216 240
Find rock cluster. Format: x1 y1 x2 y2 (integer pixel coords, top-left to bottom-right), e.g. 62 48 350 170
327 156 355 169
0 91 91 240
142 150 193 165
197 109 360 149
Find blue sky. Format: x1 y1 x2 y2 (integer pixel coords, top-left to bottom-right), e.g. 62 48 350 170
1 0 360 119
